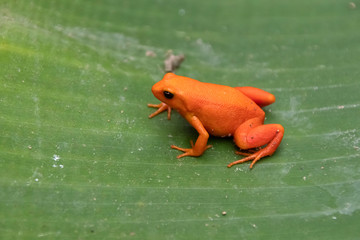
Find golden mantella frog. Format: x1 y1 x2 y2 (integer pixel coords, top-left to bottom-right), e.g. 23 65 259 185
148 73 284 168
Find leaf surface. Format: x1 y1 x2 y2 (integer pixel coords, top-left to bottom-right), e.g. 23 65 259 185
1 0 360 239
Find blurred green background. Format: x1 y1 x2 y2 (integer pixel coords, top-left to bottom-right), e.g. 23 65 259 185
1 0 360 239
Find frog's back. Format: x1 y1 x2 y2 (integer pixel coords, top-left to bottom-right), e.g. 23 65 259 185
176 76 265 136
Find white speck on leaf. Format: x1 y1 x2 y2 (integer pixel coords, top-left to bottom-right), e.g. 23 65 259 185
52 154 64 169
178 9 186 16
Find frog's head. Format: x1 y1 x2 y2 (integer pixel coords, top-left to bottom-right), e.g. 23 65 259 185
151 73 189 109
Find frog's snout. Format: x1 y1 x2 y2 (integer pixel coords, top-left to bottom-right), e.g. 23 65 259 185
151 82 163 101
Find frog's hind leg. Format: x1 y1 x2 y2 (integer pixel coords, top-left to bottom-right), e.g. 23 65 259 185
229 118 284 168
234 87 275 107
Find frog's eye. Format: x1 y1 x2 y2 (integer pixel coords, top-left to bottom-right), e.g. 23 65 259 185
163 91 174 99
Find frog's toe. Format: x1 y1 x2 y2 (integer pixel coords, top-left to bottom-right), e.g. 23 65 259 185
228 150 266 169
235 151 252 157
171 145 192 158
171 145 186 152
171 143 212 158
176 152 192 159
235 148 260 156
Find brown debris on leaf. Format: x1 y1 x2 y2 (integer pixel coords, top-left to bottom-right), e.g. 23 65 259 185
145 50 157 57
164 50 185 72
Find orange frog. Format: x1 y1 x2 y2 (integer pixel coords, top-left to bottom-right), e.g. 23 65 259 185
148 73 284 168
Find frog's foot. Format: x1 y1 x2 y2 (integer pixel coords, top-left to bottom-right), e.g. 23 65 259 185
148 102 172 119
228 148 268 169
171 140 212 158
231 120 284 169
229 129 283 169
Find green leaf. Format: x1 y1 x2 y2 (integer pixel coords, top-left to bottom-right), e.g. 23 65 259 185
1 0 360 239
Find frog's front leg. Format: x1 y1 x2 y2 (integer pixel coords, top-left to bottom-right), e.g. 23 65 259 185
229 118 284 168
148 102 172 119
171 115 212 158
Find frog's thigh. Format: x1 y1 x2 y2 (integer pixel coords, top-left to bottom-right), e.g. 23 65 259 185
234 118 282 150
